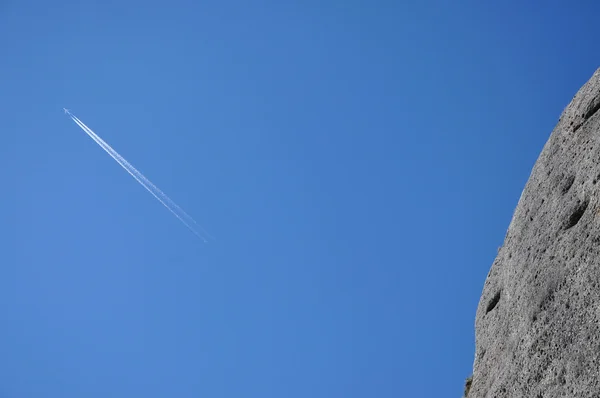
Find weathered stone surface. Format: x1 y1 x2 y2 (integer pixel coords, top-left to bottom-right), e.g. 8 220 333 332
471 68 600 397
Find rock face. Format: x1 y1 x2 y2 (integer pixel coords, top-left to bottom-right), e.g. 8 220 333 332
471 68 600 397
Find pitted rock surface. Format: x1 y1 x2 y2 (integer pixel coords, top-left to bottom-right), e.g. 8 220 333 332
471 68 600 397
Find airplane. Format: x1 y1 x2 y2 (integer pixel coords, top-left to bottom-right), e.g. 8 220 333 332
63 108 70 114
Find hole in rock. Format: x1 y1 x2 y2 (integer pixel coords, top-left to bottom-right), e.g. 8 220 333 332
564 200 589 230
486 290 501 314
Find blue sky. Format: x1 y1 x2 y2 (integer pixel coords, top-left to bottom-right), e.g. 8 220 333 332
1 1 600 397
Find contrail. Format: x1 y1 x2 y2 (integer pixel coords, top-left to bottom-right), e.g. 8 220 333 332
65 109 211 242
69 113 210 242
69 113 213 240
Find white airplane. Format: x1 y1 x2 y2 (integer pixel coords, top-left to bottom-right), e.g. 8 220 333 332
63 108 70 114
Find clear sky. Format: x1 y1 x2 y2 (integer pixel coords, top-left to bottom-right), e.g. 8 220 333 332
1 1 600 397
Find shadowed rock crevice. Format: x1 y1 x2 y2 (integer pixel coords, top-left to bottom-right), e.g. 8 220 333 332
563 200 589 230
574 100 600 132
584 101 600 120
560 175 575 194
485 290 501 314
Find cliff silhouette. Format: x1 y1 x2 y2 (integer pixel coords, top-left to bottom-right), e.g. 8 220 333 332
469 68 600 397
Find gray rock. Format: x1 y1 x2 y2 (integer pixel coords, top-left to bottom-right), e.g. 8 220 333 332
470 68 600 397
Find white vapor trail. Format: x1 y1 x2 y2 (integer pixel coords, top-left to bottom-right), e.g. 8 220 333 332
70 114 212 239
66 110 210 242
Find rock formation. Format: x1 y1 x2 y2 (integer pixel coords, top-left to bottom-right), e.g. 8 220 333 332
470 68 600 397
